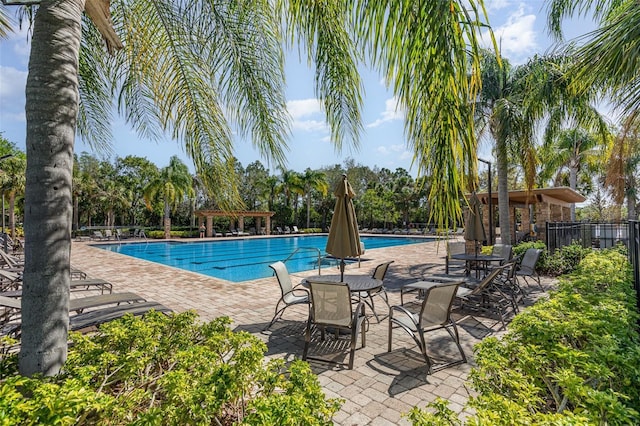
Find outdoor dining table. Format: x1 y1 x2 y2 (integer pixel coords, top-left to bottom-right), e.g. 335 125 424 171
301 274 384 318
449 253 504 279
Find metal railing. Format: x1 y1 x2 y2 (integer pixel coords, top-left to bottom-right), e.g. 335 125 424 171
282 247 326 275
546 221 629 253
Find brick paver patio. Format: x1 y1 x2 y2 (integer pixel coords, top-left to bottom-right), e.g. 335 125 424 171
70 235 552 426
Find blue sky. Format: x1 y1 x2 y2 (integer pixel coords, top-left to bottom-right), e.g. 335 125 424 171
0 1 597 175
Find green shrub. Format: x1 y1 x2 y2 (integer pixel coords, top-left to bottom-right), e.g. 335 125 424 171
0 312 340 425
145 230 199 239
409 249 640 424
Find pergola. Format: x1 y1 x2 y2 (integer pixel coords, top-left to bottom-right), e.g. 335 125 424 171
195 210 275 236
473 187 586 244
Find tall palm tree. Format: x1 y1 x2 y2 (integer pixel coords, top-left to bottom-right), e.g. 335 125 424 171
539 129 608 220
300 168 328 229
476 51 608 243
143 156 194 239
14 0 491 377
605 114 640 220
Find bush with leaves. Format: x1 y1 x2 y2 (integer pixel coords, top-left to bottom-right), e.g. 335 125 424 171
409 249 640 424
0 312 341 425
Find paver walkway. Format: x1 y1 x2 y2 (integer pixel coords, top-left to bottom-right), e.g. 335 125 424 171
71 236 552 426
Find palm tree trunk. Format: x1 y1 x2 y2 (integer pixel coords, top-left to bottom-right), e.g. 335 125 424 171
496 139 512 245
20 0 83 377
164 199 171 238
306 193 311 229
569 164 578 221
8 191 15 238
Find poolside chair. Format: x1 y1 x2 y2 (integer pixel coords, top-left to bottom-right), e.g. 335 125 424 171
292 226 301 234
275 226 284 235
284 226 292 234
444 241 467 274
515 248 543 290
388 281 466 374
354 260 394 323
104 229 114 240
92 230 106 240
303 280 367 369
264 261 310 330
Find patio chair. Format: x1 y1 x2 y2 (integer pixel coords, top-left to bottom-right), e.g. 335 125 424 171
388 281 466 375
303 280 367 369
284 226 292 234
292 226 301 234
92 230 106 240
515 248 543 290
264 261 310 330
354 260 394 323
444 241 466 274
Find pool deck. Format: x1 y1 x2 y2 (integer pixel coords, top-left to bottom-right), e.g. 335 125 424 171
70 235 553 425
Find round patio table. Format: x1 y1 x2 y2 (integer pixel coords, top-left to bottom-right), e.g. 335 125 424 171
302 274 384 321
450 253 504 279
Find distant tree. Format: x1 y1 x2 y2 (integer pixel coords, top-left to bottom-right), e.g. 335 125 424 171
143 156 194 239
605 114 640 220
300 168 328 229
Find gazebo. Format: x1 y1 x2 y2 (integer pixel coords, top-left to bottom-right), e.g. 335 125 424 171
195 210 275 236
473 187 586 244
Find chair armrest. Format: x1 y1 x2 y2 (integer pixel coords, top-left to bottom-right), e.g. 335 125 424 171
389 304 418 325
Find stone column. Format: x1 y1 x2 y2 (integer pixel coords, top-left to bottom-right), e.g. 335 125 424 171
206 216 213 237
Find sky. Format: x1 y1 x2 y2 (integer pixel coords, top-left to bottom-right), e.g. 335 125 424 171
0 1 599 176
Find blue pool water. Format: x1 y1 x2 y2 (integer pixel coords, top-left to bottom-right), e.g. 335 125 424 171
93 235 433 282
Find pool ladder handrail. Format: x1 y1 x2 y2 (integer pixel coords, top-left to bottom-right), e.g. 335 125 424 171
281 246 327 275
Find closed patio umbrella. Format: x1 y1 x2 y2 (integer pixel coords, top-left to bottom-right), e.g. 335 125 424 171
464 192 486 256
326 174 363 281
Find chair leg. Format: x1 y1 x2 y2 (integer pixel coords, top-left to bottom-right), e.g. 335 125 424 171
302 318 312 361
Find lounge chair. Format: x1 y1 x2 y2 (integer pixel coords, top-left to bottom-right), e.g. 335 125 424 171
275 226 284 235
264 261 309 330
284 226 292 234
388 281 466 375
303 280 367 370
292 226 301 234
1 294 171 337
236 228 250 237
104 230 114 240
92 230 106 240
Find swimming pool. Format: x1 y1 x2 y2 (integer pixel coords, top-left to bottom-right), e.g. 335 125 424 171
93 235 433 282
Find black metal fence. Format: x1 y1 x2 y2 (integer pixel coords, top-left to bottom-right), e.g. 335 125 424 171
546 220 640 326
546 221 629 253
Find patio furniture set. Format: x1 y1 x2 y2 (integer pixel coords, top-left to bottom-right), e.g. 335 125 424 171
265 247 543 373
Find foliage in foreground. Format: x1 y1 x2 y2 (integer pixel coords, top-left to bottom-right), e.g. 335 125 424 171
0 312 341 425
410 249 640 425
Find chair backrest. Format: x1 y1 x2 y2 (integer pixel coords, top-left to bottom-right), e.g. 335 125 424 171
492 244 513 263
469 265 507 296
419 282 461 328
372 260 394 280
519 248 542 273
307 281 353 327
447 241 466 257
269 261 294 296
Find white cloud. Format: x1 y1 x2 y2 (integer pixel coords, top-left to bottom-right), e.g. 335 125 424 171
0 66 27 99
286 98 322 119
481 3 538 62
366 97 403 128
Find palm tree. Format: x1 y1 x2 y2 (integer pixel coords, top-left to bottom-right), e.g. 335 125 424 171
476 51 609 243
143 156 194 239
0 154 26 239
14 0 490 376
539 129 608 220
547 0 640 116
300 168 328 229
605 114 640 220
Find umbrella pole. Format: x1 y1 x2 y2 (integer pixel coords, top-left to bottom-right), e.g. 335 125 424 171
340 259 345 281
